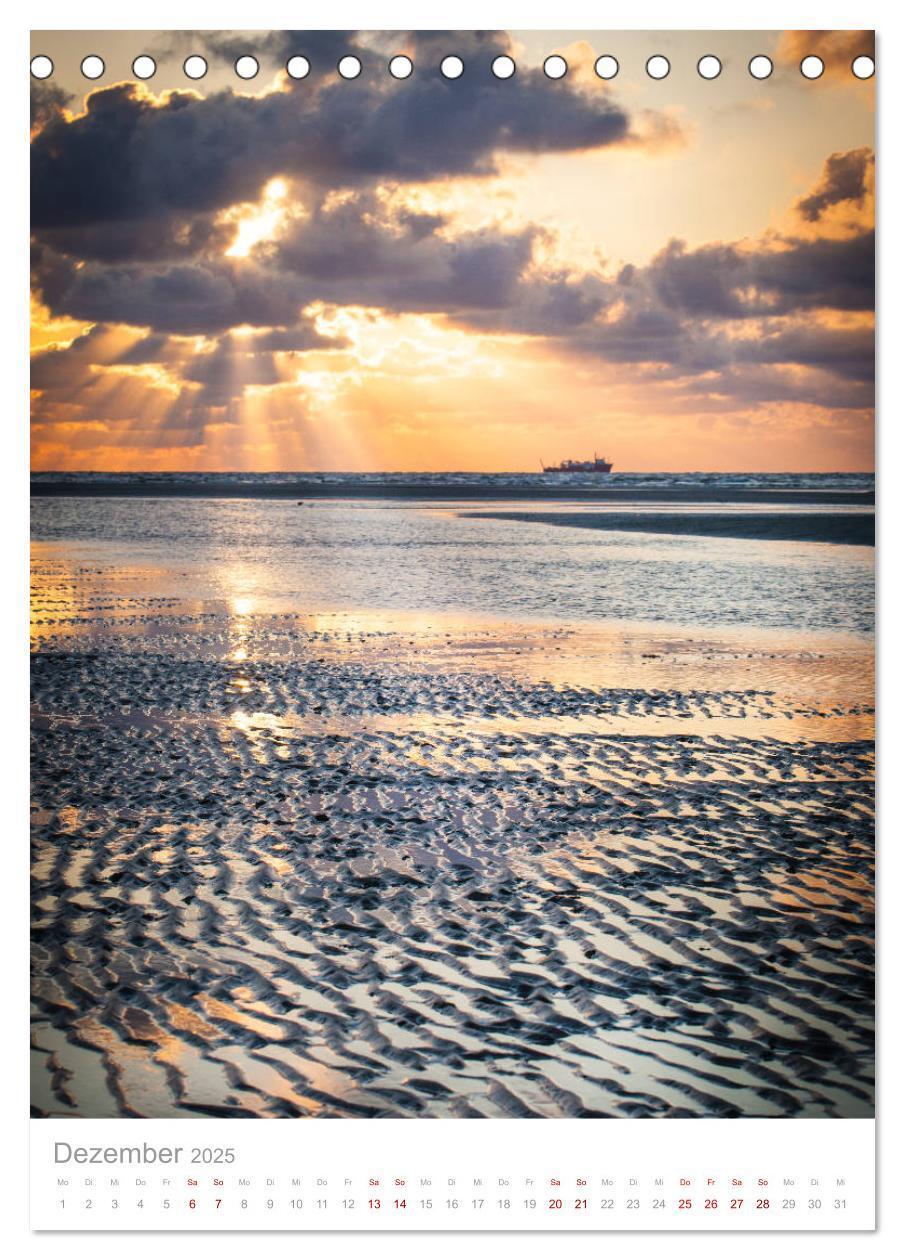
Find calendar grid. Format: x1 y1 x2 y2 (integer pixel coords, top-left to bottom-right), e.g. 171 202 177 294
31 1118 875 1231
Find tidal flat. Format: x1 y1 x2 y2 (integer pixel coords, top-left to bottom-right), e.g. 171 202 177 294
30 496 874 1118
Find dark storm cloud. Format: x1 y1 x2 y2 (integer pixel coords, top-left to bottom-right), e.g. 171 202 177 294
557 283 874 396
195 29 511 79
734 322 875 382
29 43 874 425
31 81 72 133
750 232 874 313
196 28 362 74
38 214 233 265
516 275 608 330
31 85 297 229
647 231 874 318
796 149 874 222
33 193 541 333
587 307 692 364
395 208 449 240
275 199 539 312
407 30 511 60
687 363 874 411
460 225 873 386
31 65 631 232
646 242 745 318
32 207 874 408
32 252 318 335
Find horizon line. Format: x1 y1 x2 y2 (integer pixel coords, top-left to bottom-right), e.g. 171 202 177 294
30 468 877 477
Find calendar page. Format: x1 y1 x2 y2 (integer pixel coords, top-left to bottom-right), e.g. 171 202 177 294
28 19 876 1236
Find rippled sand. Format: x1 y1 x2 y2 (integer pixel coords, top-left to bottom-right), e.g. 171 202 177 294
31 580 874 1119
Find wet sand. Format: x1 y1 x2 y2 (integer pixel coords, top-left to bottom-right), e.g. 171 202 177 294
463 511 875 547
31 583 874 1119
30 479 873 505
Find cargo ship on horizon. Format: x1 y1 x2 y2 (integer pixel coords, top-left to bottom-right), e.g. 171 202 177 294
541 453 614 474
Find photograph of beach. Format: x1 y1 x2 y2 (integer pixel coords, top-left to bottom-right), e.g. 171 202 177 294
30 30 874 1119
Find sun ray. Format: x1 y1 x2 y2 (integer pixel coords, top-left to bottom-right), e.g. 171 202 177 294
224 178 291 258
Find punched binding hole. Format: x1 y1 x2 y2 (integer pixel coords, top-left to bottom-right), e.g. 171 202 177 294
132 55 156 80
183 55 208 80
852 55 875 79
30 44 877 90
338 55 361 80
235 56 260 80
286 56 310 80
389 55 413 79
80 55 105 80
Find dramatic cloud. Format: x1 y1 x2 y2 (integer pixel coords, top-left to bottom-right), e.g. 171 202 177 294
796 148 874 222
31 70 632 232
33 250 324 335
34 172 873 342
32 216 543 335
37 214 234 266
776 30 875 78
273 198 540 313
31 324 130 391
646 230 874 318
193 29 512 80
29 32 875 469
30 81 72 133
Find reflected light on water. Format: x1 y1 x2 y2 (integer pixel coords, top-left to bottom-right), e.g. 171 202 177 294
226 573 257 669
31 499 875 638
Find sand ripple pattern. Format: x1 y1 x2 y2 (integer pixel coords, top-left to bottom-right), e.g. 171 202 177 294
31 620 874 1119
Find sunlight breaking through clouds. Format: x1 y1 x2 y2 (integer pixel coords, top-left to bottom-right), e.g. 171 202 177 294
29 28 874 473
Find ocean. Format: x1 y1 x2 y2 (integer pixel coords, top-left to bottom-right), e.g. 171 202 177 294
31 474 875 635
31 470 875 493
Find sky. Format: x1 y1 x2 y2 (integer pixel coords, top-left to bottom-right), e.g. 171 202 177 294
29 29 875 473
